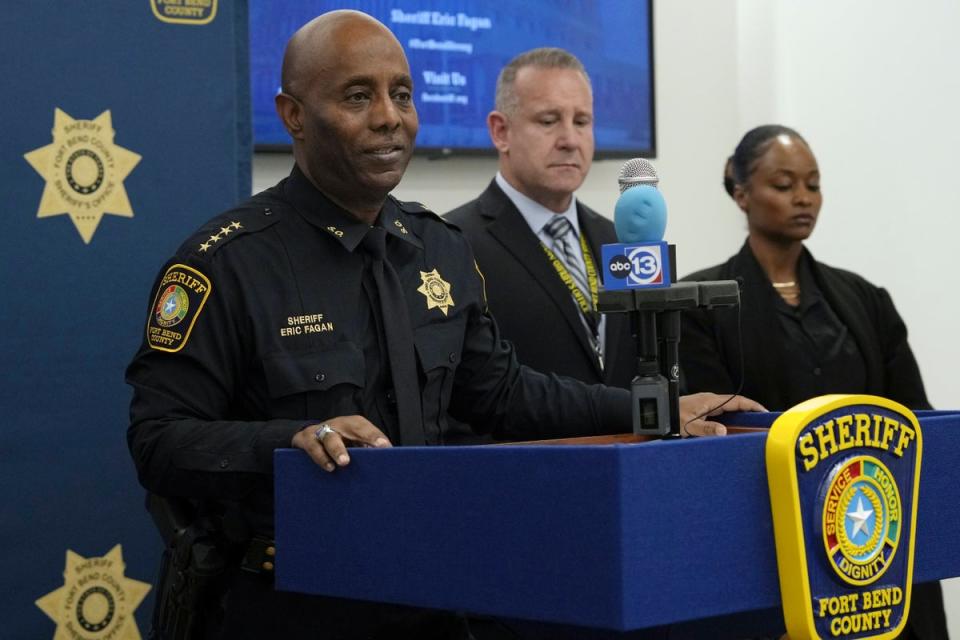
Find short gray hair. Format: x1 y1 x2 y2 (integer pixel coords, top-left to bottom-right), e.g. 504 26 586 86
495 48 591 115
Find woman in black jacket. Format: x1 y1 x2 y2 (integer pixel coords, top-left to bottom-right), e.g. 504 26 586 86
682 125 928 411
680 124 947 639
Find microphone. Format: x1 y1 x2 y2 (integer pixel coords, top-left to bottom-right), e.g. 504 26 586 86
599 159 741 437
600 159 676 435
604 159 671 289
617 158 659 192
614 159 667 244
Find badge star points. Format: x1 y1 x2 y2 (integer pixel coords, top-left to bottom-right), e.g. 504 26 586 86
417 269 455 316
230 221 242 230
36 545 150 640
848 495 874 538
199 241 211 252
23 109 141 244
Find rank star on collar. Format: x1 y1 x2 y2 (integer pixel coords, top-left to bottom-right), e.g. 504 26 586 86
417 269 455 316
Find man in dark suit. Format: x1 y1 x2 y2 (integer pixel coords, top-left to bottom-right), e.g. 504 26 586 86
446 48 634 392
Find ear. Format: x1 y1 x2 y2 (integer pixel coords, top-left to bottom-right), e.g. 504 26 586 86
275 93 304 140
487 111 510 153
733 183 749 214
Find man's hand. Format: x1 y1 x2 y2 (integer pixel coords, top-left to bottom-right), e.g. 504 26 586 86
678 393 766 437
291 415 391 472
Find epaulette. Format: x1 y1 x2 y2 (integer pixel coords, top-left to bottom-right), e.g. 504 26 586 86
182 199 283 258
393 196 459 228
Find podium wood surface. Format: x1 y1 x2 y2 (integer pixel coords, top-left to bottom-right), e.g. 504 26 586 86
274 411 960 632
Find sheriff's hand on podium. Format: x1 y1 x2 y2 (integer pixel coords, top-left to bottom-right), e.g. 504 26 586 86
292 415 391 472
679 393 767 437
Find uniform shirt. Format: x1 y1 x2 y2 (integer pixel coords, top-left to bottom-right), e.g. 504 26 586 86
126 165 630 534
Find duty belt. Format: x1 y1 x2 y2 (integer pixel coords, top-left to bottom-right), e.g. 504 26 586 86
239 535 275 576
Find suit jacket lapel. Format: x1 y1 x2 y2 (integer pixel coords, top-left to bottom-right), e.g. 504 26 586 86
805 249 884 394
732 242 794 409
479 182 601 374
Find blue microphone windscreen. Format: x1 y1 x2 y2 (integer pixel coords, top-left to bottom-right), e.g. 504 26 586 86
614 185 667 243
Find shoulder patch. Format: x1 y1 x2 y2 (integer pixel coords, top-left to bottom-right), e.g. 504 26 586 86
185 204 282 257
146 264 212 352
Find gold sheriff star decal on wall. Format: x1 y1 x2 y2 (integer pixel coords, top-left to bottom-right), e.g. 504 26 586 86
36 545 150 640
417 268 455 316
24 108 141 244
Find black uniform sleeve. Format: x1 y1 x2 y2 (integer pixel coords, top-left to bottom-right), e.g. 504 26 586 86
126 254 309 501
447 247 632 439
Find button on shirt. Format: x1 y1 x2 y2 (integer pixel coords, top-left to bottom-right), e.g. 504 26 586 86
494 172 607 357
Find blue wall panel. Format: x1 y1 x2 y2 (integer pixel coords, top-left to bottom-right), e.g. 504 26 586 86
0 3 250 637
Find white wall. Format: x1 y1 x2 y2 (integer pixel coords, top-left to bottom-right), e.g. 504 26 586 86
254 0 960 630
736 1 960 631
738 0 960 410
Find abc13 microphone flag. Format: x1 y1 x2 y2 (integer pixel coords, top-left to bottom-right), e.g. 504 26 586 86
0 2 251 638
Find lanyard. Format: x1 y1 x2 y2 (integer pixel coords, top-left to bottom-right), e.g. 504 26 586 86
540 232 599 322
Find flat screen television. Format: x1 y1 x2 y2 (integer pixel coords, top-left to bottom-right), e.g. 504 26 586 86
250 1 655 158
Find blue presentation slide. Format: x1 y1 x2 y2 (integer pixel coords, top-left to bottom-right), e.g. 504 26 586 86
250 1 654 155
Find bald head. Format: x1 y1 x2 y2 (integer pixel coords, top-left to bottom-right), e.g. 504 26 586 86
274 10 418 222
281 10 402 98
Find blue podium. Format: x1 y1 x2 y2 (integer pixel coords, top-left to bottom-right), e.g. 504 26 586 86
274 411 960 636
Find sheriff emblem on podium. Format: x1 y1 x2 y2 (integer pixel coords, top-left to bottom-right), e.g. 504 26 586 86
766 395 922 639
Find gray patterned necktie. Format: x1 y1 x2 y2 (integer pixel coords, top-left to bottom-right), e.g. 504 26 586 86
543 215 602 363
544 216 591 304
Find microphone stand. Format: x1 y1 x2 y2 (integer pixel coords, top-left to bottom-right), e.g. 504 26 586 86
597 246 740 437
628 309 669 434
657 309 682 435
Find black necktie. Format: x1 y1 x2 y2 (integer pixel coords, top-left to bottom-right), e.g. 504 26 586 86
361 227 425 446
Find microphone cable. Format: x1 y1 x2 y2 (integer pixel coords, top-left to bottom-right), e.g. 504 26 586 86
680 278 748 436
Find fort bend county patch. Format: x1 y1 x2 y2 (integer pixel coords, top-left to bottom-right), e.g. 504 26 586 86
147 264 211 352
766 394 922 640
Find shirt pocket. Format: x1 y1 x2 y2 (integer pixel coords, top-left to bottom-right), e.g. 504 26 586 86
413 319 465 443
262 342 364 419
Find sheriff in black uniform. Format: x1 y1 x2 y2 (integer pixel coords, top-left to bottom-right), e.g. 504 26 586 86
127 10 759 639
